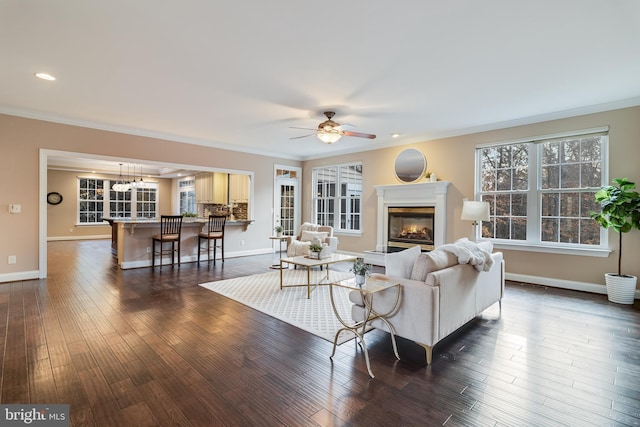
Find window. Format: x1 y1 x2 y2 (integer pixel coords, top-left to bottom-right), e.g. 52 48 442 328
477 130 607 249
178 179 196 214
136 187 157 218
312 163 362 232
79 178 105 224
78 178 158 223
109 187 131 218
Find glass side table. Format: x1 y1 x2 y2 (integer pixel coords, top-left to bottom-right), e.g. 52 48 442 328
269 235 289 269
329 276 401 378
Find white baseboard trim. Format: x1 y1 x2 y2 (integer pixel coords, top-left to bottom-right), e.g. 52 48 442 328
340 255 639 300
119 247 274 269
0 270 40 284
47 235 110 241
506 272 639 299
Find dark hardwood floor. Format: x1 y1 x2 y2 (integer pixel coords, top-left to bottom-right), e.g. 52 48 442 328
1 240 639 426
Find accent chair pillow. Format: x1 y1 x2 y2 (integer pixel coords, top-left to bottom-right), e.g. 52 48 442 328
300 230 329 242
384 245 421 279
410 250 459 282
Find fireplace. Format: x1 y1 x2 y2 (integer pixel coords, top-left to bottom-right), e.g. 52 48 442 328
387 206 435 252
364 181 450 265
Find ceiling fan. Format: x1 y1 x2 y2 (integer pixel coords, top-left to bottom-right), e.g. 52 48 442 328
290 111 376 144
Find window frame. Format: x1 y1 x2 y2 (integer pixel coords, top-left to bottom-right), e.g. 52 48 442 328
178 178 196 215
475 127 610 257
77 177 159 225
312 162 363 234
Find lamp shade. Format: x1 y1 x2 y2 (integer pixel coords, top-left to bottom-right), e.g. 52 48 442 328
461 200 490 222
317 131 342 144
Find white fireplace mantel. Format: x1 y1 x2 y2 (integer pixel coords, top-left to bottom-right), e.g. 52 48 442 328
374 181 450 253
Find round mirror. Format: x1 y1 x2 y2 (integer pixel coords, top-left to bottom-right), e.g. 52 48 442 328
394 148 427 183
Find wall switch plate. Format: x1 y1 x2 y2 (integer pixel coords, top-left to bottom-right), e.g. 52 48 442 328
9 204 21 214
8 256 16 265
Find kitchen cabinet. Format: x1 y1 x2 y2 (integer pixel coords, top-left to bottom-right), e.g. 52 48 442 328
229 174 250 202
195 172 228 204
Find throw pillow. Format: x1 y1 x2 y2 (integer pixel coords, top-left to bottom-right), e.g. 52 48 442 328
385 245 421 279
287 240 311 257
299 222 318 234
476 240 494 254
300 230 329 242
410 250 459 281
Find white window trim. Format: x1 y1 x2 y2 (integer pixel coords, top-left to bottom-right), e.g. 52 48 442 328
76 177 159 225
476 128 609 253
312 162 363 233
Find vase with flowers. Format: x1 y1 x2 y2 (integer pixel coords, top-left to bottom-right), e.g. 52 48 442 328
350 257 371 286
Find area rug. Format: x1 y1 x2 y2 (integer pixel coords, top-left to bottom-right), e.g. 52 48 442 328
199 269 361 344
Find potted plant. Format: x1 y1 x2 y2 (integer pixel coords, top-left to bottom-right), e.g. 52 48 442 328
590 178 640 304
350 257 371 286
274 225 283 237
308 242 323 259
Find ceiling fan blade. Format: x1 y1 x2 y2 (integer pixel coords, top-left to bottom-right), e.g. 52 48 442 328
290 133 315 140
289 126 317 131
342 130 377 139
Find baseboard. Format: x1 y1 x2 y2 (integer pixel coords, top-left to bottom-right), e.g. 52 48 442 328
0 270 40 284
47 235 110 241
343 253 638 299
119 247 274 269
506 272 639 299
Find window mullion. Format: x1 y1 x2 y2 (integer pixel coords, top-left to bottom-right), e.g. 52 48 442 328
528 142 540 243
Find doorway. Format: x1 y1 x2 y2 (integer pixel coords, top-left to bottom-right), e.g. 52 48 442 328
274 166 301 237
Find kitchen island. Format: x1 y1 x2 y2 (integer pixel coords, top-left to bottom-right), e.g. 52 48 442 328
105 217 253 269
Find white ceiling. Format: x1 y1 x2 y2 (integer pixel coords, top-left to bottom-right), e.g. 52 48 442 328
2 1 640 162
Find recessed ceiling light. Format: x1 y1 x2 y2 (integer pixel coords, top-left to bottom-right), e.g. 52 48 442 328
35 72 56 81
391 133 400 138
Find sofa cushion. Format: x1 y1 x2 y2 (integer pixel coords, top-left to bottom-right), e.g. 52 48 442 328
410 250 459 281
385 245 421 279
300 230 329 242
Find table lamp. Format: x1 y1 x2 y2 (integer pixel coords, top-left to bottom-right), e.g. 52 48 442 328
461 200 490 241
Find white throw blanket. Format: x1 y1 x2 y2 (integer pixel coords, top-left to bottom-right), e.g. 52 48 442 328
438 238 494 272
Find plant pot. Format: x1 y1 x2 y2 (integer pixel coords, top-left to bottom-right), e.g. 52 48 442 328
605 273 637 304
355 274 366 286
309 251 321 259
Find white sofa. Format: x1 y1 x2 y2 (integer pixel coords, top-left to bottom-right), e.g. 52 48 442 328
350 240 505 365
286 223 339 257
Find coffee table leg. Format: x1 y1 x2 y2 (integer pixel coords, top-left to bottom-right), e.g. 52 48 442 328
307 266 311 299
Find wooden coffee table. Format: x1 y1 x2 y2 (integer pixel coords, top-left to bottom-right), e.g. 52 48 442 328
279 253 357 299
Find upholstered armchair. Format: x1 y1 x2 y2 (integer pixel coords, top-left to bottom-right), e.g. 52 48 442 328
286 223 339 257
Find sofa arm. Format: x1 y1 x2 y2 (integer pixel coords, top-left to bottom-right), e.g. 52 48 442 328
350 278 440 347
325 236 339 253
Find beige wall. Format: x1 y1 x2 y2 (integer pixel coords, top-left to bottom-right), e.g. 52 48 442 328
302 106 640 288
0 114 300 278
2 106 639 289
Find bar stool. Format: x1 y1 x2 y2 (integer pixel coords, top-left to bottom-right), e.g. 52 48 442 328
152 215 183 269
198 215 226 264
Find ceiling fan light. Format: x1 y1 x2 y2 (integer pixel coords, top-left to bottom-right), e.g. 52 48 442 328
317 131 342 144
